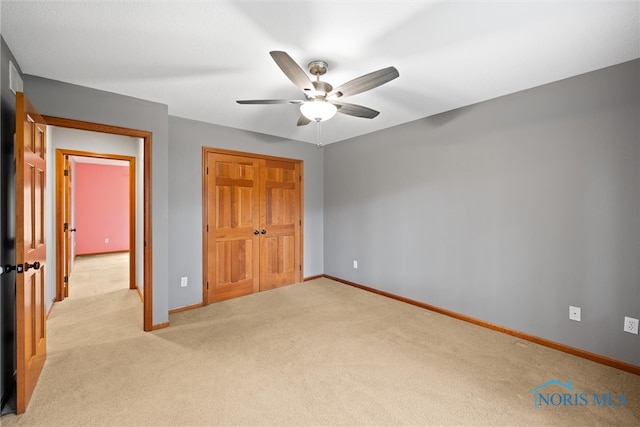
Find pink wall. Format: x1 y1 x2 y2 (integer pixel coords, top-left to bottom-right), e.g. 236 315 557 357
75 163 129 255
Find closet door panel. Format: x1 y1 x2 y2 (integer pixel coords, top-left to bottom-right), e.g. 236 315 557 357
259 159 301 290
206 153 260 302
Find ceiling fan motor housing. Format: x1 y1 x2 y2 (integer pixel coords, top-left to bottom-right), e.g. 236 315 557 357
311 80 333 98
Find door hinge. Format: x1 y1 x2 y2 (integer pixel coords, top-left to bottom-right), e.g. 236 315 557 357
64 222 68 231
206 281 209 290
207 224 209 232
299 220 301 226
299 265 302 271
206 167 209 175
64 169 69 176
64 276 69 283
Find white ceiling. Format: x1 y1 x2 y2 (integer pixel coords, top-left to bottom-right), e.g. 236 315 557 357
2 1 639 145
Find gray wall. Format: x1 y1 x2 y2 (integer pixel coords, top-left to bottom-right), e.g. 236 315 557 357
19 75 325 324
167 116 324 310
24 75 170 327
324 59 640 366
0 35 20 413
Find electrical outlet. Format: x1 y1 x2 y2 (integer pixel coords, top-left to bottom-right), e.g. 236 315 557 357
180 277 188 288
104 237 109 244
623 316 639 334
569 306 581 322
353 260 358 269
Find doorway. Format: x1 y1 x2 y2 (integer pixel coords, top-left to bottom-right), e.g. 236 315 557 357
44 116 153 331
55 150 136 301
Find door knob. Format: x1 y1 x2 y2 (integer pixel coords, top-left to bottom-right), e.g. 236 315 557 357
70 228 77 232
253 230 260 235
3 264 24 274
25 261 41 271
261 229 267 234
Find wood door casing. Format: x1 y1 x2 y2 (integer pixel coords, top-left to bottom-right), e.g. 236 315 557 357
44 116 154 332
15 92 47 414
203 148 303 304
55 149 137 301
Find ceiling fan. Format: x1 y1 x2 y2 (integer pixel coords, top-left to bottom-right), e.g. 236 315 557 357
237 51 399 126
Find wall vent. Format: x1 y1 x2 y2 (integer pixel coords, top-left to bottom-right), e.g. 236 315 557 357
9 61 23 95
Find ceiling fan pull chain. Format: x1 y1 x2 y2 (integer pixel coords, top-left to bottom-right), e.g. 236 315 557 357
316 121 323 149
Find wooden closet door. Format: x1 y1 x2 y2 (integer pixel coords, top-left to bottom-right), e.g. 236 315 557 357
259 159 302 290
206 153 260 302
204 148 303 303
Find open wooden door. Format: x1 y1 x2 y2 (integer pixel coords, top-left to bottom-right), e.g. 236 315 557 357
63 154 72 297
54 151 71 301
15 92 47 414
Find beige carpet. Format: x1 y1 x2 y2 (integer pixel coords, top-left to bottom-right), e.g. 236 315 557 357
3 253 639 426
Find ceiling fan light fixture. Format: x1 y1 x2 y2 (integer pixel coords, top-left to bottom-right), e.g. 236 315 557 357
300 100 337 122
238 51 399 127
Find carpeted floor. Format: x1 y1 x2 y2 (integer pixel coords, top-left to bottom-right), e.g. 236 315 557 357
2 253 639 426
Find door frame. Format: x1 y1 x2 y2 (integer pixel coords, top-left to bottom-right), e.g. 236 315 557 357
55 149 137 300
44 116 154 331
201 147 304 305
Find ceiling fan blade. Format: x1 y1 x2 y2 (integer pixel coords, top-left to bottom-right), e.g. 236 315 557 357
297 115 312 126
270 51 315 94
236 99 303 104
333 102 380 119
328 66 399 99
